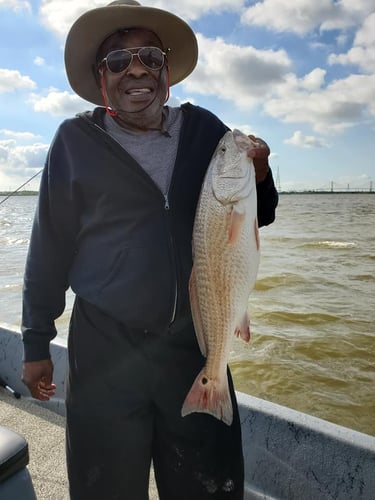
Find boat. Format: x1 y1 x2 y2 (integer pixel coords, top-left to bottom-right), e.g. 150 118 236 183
1 323 374 499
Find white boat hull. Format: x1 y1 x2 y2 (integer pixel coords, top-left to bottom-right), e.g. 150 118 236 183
1 324 374 499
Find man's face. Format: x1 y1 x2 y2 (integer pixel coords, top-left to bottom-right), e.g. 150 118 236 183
98 29 168 118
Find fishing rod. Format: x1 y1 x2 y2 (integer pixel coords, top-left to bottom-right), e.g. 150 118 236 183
0 169 42 206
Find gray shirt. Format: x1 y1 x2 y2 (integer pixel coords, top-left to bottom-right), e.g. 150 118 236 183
104 106 183 196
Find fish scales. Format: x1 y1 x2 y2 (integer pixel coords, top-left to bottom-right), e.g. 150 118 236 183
182 129 260 426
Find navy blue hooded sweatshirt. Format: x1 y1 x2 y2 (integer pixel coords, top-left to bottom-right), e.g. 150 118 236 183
22 103 278 362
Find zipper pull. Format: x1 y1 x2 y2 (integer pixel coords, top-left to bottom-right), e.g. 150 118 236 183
164 194 170 210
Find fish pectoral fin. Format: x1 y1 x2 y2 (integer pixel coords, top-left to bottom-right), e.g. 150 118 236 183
254 217 260 251
234 313 251 343
181 369 233 426
189 267 207 356
228 205 245 244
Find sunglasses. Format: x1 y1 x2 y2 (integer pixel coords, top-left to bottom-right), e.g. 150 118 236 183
99 46 167 74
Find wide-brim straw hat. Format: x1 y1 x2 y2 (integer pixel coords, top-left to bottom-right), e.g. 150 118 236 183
64 0 198 106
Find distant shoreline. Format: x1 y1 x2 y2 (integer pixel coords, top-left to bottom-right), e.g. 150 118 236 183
278 190 374 195
0 191 38 197
0 190 374 198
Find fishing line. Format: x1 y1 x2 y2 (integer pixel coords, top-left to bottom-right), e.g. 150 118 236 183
0 169 42 205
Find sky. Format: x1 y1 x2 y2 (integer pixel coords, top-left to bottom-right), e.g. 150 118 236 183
0 0 374 192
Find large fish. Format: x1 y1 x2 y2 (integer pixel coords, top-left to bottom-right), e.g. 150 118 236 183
181 129 260 426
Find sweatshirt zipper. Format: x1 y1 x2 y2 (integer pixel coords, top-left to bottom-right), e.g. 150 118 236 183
164 194 170 210
163 192 178 326
89 119 179 328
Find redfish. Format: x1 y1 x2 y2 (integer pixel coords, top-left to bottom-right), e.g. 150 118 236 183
182 129 260 425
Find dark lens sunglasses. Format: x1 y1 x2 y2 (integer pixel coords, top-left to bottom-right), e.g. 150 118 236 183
99 46 167 74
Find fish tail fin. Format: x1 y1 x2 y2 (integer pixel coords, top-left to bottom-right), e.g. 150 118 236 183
181 369 233 426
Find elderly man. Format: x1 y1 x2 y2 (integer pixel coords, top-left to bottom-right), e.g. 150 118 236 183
22 1 278 499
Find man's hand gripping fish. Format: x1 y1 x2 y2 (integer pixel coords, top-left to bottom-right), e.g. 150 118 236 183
182 129 260 426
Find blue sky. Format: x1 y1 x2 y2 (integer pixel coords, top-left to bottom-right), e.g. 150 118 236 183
0 0 374 191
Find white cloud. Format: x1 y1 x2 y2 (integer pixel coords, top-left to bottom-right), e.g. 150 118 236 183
285 131 328 148
28 88 93 116
241 0 334 35
0 0 31 13
241 0 374 35
355 12 375 46
152 0 244 21
320 0 375 31
263 70 375 133
34 56 45 66
328 73 375 117
182 34 374 134
183 34 292 108
37 0 374 40
239 6 375 133
328 13 375 72
336 33 349 47
300 68 326 91
0 69 36 93
39 0 105 38
0 142 11 161
38 0 246 38
10 143 48 169
0 139 48 187
0 129 40 141
168 93 193 107
0 140 48 168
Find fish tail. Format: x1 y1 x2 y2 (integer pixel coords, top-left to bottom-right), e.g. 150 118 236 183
181 369 233 426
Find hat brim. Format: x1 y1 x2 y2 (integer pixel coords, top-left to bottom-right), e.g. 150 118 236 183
64 3 198 106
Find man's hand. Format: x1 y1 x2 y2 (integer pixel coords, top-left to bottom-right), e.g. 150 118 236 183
22 359 56 401
247 135 270 184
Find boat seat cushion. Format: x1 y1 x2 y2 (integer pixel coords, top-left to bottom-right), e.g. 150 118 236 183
0 426 29 483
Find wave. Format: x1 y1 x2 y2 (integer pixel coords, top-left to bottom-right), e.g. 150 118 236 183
1 237 29 246
1 283 23 292
301 240 357 249
255 310 342 326
255 273 307 291
352 274 375 282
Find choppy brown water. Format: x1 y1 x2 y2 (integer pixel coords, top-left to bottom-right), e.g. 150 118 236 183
230 193 375 436
1 193 374 435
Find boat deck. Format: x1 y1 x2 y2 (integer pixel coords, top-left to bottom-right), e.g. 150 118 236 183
0 390 159 499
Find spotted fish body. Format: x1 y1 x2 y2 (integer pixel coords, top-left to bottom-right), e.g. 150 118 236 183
181 129 260 426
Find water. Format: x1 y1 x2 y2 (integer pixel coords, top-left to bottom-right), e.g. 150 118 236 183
1 193 374 435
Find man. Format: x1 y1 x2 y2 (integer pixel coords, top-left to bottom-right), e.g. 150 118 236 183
22 1 278 499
